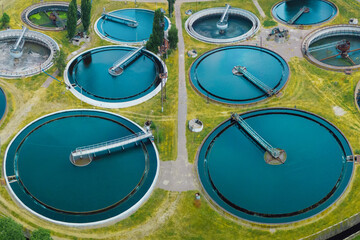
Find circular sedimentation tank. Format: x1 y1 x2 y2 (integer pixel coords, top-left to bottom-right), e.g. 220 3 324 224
197 108 353 224
0 87 6 122
185 6 260 44
4 109 159 227
302 25 360 71
189 45 289 105
95 8 170 44
65 45 167 108
21 1 81 31
0 29 59 78
272 0 337 26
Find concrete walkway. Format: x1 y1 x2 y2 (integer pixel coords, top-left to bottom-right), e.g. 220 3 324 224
252 0 266 18
156 0 196 191
41 70 59 88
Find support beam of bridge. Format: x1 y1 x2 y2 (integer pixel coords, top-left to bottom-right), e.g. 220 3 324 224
108 46 145 76
287 6 309 25
231 113 282 159
102 8 138 27
233 66 275 96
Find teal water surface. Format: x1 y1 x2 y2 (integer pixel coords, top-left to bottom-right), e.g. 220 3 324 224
5 110 158 224
189 46 289 104
197 108 353 223
96 9 170 43
272 0 337 25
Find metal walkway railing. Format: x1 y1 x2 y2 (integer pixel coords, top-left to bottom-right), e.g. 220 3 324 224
308 39 346 52
70 131 153 160
108 46 144 76
216 4 231 28
234 66 275 96
232 113 281 158
102 8 138 28
288 6 308 25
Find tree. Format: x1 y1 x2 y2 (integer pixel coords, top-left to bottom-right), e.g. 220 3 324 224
146 9 165 53
53 49 66 76
0 217 25 240
168 25 178 50
167 0 175 18
1 13 10 28
67 0 78 39
31 228 52 240
81 0 91 33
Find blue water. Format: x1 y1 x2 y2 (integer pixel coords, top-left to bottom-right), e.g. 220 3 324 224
309 35 360 67
192 14 253 39
0 87 6 121
272 0 337 25
5 110 158 223
67 46 163 104
189 46 289 104
197 109 353 223
96 9 170 43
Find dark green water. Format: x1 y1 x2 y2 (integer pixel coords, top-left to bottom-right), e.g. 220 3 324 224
192 14 253 39
309 35 360 67
272 0 337 25
67 46 163 104
197 108 353 223
5 110 158 224
189 46 289 104
96 9 170 43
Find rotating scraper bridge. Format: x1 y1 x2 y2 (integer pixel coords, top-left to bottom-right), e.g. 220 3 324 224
302 25 360 71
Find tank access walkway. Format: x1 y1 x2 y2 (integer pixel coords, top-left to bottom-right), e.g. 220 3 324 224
10 26 28 58
231 113 282 159
108 46 145 76
102 8 138 28
308 39 347 52
70 130 153 165
233 66 275 96
287 6 309 25
216 4 231 31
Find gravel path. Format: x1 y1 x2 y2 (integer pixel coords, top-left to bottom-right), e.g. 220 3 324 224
156 0 197 191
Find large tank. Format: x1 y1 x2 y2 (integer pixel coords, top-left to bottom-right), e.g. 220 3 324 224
197 108 354 224
4 109 159 227
65 45 167 108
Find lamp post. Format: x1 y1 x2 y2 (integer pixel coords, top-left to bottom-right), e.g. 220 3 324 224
159 72 168 112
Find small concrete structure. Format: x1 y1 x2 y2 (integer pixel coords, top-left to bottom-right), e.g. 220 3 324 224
189 119 203 132
187 49 197 58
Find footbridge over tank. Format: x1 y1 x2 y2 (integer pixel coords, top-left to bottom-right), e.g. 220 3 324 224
70 130 153 166
232 66 275 96
10 27 27 58
308 39 346 52
231 113 284 160
287 6 309 25
108 46 144 76
102 8 138 28
216 4 231 32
